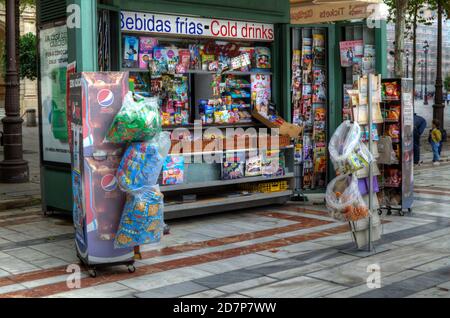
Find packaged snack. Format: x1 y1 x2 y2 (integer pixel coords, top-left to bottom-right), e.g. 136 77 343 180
114 187 164 249
325 174 370 222
255 47 271 69
165 48 179 74
202 54 215 71
106 92 162 143
162 155 185 185
387 105 401 120
262 150 280 177
382 81 400 100
223 152 246 180
386 123 400 141
239 47 255 71
246 155 262 177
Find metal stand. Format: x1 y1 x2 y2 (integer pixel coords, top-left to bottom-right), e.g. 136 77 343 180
291 162 308 202
342 74 389 258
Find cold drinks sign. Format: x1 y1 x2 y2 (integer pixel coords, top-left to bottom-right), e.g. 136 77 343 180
121 11 275 42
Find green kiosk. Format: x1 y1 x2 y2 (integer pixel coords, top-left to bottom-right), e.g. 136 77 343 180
37 0 296 217
284 0 388 198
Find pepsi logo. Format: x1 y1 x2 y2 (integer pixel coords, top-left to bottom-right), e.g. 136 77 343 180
101 174 118 192
97 89 114 108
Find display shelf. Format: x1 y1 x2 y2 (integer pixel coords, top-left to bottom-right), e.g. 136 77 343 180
162 122 262 130
169 144 294 157
161 173 294 192
164 190 292 220
122 69 273 76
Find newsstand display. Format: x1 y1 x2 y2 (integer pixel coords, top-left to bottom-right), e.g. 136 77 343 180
378 78 414 215
291 27 328 191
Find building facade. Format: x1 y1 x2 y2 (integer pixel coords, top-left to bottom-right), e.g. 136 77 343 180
387 18 450 96
0 3 38 117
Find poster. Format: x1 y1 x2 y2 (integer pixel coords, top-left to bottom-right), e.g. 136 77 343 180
339 40 363 67
39 25 70 164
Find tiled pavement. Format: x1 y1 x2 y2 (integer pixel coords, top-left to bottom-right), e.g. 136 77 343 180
0 161 449 298
1 129 450 297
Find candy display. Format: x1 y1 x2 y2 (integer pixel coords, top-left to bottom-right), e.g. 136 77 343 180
162 155 185 185
106 92 162 143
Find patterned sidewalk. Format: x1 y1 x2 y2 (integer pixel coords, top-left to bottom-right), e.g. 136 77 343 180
0 160 450 298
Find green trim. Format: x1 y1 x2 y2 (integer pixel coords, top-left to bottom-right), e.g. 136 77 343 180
375 20 388 78
111 0 290 24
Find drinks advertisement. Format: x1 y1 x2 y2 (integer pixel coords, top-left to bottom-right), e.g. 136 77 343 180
70 72 134 264
39 25 70 164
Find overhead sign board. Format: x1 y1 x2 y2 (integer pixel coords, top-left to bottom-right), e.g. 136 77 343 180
121 11 275 42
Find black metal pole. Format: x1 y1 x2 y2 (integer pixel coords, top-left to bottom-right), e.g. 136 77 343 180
433 0 445 134
424 43 429 105
0 0 29 183
421 61 424 99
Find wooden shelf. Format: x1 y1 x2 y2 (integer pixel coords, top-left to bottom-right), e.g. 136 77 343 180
161 173 294 193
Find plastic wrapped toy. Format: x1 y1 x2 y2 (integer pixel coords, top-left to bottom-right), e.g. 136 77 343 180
117 132 171 192
329 120 373 174
106 92 162 143
114 132 171 248
114 186 164 248
325 174 370 222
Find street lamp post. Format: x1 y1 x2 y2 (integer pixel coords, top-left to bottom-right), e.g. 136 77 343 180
419 60 424 99
406 49 410 78
0 0 29 183
433 0 445 136
424 41 430 105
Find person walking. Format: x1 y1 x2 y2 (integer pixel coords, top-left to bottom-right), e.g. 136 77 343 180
429 119 443 166
414 113 427 165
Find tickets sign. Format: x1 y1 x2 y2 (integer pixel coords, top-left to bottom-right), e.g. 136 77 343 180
121 11 275 42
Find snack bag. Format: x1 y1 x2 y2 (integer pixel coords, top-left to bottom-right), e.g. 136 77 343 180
114 186 165 248
106 92 162 143
325 174 369 222
117 133 171 192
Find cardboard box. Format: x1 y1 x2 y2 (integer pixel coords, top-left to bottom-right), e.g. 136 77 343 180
252 110 302 139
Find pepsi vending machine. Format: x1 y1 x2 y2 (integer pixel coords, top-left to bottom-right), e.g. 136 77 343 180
70 72 135 277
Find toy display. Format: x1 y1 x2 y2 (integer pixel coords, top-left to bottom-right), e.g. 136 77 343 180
255 47 271 69
162 155 185 185
123 36 139 68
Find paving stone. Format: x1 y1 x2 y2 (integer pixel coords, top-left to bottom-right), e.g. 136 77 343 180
193 270 263 289
182 289 225 298
135 281 208 298
240 276 346 298
217 276 277 294
246 258 306 276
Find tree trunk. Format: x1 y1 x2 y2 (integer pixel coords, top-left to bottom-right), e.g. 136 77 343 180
394 0 409 78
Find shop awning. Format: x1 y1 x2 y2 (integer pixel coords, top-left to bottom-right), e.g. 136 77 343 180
290 0 384 25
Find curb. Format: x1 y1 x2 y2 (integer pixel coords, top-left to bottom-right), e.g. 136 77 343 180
0 196 41 212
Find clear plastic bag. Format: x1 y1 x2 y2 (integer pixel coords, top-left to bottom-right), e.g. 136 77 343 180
106 92 162 143
117 132 171 193
329 120 373 174
114 186 164 249
325 174 370 222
